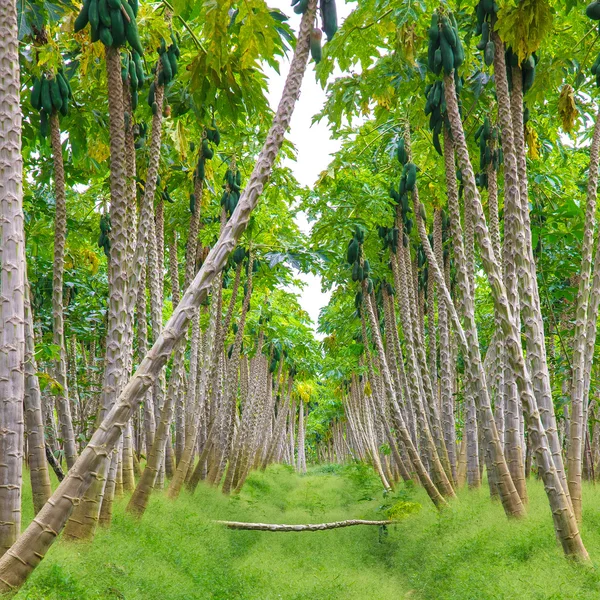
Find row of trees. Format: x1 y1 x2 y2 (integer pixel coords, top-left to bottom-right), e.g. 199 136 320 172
0 0 327 592
309 0 600 562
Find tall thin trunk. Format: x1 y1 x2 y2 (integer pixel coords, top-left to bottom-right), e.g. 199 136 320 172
24 277 52 514
49 111 77 469
0 3 317 587
444 67 587 558
567 108 600 520
0 0 25 556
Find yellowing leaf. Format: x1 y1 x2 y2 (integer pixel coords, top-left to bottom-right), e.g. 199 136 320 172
558 84 579 134
88 138 110 163
364 380 372 396
496 0 553 63
525 122 540 160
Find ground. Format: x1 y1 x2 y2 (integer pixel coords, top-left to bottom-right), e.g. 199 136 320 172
14 465 600 599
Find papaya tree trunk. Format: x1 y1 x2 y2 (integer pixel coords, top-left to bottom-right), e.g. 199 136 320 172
0 0 25 557
49 111 78 470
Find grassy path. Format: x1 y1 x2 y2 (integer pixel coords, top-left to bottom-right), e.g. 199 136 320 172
15 464 600 599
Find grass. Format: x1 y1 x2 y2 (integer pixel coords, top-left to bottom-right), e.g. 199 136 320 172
13 464 600 599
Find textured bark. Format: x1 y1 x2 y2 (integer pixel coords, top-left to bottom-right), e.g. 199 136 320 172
444 70 587 558
0 2 318 589
0 0 25 556
435 209 456 482
24 279 52 514
362 290 449 506
496 37 567 504
49 111 77 470
567 108 600 520
63 47 130 541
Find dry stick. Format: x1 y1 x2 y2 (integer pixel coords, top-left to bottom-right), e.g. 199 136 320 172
0 1 318 590
216 520 398 531
444 70 588 558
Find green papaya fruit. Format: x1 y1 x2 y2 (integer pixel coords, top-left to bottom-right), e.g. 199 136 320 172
40 77 53 114
56 72 70 103
147 82 155 106
133 51 144 85
347 238 359 264
30 77 42 110
99 24 113 47
98 0 111 27
405 162 417 191
428 13 439 42
40 110 49 137
152 101 158 115
74 0 92 32
160 51 173 83
107 0 121 8
111 8 126 47
168 48 178 77
586 1 600 20
310 28 322 64
440 34 454 74
434 48 442 75
396 138 407 165
320 0 338 41
122 1 144 54
128 0 138 16
293 0 308 14
89 0 100 31
484 41 495 66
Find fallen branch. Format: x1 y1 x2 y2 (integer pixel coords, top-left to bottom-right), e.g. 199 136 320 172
214 519 397 532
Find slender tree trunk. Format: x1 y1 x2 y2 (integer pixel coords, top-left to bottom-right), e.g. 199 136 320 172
444 67 587 558
49 111 77 470
0 2 318 587
567 108 600 520
24 277 52 514
0 0 25 555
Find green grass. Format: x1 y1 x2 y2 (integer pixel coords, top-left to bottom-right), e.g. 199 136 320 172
13 465 600 599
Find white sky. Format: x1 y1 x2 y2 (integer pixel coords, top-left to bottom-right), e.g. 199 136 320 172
266 1 355 336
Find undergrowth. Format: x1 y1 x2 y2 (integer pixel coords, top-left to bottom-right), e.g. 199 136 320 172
14 464 600 599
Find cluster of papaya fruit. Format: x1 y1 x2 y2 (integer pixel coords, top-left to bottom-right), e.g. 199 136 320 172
192 123 220 190
347 226 373 291
424 80 447 156
505 48 537 94
75 0 143 53
308 0 338 63
269 341 284 374
97 213 112 258
377 225 399 255
147 35 180 115
587 0 600 49
221 164 243 217
427 12 464 77
121 50 145 110
30 70 73 135
474 117 502 188
474 0 498 67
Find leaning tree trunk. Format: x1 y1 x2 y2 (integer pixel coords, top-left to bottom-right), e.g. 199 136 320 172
0 0 26 557
49 111 78 470
0 3 318 589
